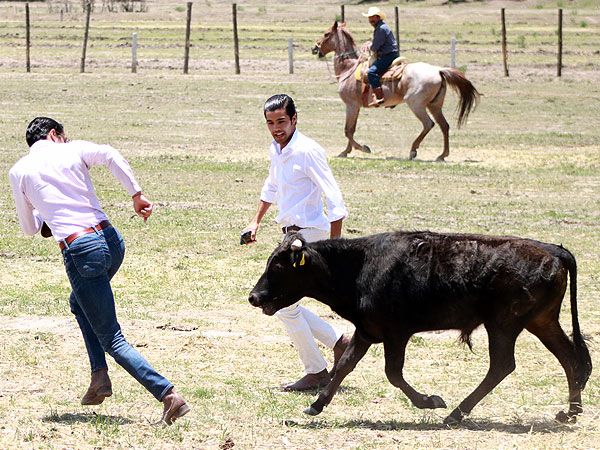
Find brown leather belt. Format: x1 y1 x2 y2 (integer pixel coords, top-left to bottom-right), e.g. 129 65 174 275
59 220 112 250
282 225 303 234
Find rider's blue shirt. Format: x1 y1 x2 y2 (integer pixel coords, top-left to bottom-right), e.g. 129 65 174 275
371 21 398 58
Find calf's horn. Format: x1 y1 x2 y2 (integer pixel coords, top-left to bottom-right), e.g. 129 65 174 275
291 239 303 251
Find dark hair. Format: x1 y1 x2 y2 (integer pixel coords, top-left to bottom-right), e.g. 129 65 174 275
26 117 64 147
263 94 296 120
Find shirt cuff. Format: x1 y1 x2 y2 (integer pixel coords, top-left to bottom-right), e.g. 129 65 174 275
329 207 348 222
260 192 277 204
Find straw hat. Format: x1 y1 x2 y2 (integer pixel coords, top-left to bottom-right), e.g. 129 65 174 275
362 7 386 21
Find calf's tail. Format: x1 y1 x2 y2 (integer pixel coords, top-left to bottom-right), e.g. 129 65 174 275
560 246 593 389
439 68 481 128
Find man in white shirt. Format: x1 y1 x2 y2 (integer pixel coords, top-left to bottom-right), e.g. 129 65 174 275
243 95 351 391
9 117 189 425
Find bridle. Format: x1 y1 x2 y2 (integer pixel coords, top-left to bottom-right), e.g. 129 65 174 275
313 28 360 82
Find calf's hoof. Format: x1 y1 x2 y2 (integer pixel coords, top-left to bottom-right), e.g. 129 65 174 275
555 410 577 424
435 155 447 162
303 406 321 416
419 394 446 409
337 151 349 158
409 151 417 160
359 145 371 154
443 409 464 426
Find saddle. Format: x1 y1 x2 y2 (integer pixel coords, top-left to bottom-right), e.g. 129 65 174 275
354 56 407 84
355 41 407 108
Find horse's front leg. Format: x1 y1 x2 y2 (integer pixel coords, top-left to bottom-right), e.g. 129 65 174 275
339 102 371 157
384 336 447 410
304 330 372 415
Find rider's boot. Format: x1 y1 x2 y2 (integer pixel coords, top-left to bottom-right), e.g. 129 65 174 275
368 87 385 107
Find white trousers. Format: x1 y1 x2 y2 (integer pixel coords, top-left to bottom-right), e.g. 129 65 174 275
275 227 343 374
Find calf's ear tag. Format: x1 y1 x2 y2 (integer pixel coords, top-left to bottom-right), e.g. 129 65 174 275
293 253 306 268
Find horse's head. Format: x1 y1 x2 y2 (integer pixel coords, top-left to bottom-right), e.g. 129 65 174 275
312 21 345 58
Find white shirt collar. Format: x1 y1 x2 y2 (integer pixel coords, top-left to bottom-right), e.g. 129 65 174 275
274 128 299 155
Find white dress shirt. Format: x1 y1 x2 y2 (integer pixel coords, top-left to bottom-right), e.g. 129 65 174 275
9 139 141 241
260 129 347 232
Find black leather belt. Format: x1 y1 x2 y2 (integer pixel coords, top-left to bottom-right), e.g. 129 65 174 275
59 220 112 250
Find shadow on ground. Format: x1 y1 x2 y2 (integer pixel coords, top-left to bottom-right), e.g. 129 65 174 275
42 411 135 425
292 417 575 434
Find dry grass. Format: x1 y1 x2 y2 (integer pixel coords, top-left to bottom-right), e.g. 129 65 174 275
0 0 599 449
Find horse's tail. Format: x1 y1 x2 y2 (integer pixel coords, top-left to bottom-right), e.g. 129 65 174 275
556 245 593 390
439 68 480 128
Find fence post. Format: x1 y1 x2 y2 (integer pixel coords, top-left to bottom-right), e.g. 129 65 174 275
80 0 91 73
557 8 563 77
395 6 400 54
501 8 509 77
341 5 344 23
450 37 456 68
288 38 294 74
25 3 31 73
132 32 137 73
232 3 240 74
183 2 192 74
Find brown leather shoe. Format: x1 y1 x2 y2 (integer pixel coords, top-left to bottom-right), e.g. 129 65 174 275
81 368 112 406
330 334 351 377
283 369 331 391
161 388 190 425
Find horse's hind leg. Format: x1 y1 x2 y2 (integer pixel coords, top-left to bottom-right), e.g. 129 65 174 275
427 103 450 162
339 103 371 157
406 100 435 160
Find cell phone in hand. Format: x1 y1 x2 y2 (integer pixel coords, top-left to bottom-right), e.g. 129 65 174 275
240 230 254 245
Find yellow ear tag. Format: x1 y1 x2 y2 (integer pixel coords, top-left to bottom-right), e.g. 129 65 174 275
293 253 306 268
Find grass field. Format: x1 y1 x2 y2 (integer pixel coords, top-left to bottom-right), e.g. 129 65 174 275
0 0 599 449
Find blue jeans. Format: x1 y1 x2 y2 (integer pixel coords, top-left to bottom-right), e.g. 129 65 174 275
368 52 400 89
62 225 173 401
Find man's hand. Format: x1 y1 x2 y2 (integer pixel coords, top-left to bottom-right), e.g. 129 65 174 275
241 223 259 244
133 193 153 223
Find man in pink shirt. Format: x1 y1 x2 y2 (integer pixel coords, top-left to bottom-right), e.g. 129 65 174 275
9 117 189 425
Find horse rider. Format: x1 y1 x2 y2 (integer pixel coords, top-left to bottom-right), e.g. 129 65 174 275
363 7 399 107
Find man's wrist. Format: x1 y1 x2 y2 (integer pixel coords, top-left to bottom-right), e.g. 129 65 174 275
132 191 142 199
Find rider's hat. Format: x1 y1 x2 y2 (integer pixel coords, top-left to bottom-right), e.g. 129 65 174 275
362 7 386 21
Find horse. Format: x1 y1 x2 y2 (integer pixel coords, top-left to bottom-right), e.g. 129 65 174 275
312 21 481 161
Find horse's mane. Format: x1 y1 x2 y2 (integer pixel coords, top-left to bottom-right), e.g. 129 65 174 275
338 23 357 49
339 24 370 61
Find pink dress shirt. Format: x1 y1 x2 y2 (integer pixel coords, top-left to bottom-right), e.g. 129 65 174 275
9 139 141 241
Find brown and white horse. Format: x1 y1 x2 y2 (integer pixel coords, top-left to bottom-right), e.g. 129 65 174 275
312 22 480 161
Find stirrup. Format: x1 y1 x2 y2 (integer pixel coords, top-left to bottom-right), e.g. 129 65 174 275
368 98 385 108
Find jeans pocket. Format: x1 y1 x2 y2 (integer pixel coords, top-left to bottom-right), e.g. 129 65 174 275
69 240 110 278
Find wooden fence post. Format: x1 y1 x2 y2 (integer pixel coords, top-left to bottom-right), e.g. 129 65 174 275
557 8 563 77
501 8 509 77
232 3 240 74
341 5 344 23
288 38 294 74
25 3 31 73
395 6 400 54
132 32 137 73
183 2 192 74
80 0 91 73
